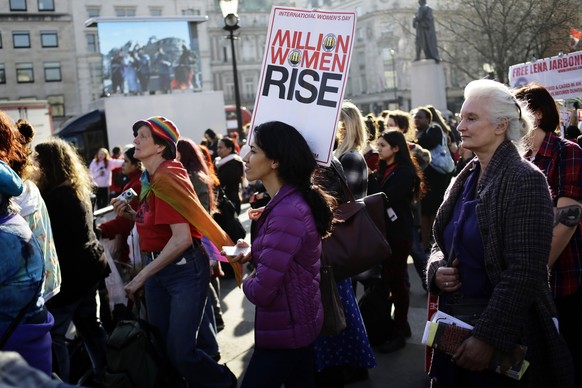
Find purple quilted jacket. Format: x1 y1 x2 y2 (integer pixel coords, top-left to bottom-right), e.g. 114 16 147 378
243 183 323 349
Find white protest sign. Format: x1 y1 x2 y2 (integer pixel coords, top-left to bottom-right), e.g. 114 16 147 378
559 107 573 127
508 51 582 100
248 7 356 166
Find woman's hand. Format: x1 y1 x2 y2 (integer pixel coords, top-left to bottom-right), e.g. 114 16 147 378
232 239 252 264
435 258 462 292
125 275 145 302
248 206 264 221
452 336 495 371
111 197 136 221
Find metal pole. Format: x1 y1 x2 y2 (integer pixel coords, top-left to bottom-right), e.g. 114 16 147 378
392 51 398 107
229 30 243 135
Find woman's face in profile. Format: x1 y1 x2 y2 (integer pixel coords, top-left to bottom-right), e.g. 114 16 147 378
242 140 276 182
457 97 499 153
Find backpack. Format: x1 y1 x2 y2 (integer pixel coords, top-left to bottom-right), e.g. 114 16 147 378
103 318 170 388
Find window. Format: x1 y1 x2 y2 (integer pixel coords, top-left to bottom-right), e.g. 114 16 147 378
44 62 61 81
16 63 34 83
38 0 54 11
150 8 162 16
13 32 31 48
86 33 97 52
87 7 100 18
0 33 3 49
10 0 27 11
181 8 200 16
0 64 6 84
41 31 58 47
115 7 136 17
47 95 65 117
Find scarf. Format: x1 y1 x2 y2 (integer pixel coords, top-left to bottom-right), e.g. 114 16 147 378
140 160 243 286
214 153 242 169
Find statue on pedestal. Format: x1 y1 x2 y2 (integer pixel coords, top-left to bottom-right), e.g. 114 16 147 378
412 0 440 63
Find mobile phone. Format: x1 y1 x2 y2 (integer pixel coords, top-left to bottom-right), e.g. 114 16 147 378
223 245 250 257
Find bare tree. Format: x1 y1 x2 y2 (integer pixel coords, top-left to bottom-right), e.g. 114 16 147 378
436 0 579 84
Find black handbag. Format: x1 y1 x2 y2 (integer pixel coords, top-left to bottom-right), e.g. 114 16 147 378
319 254 347 336
213 186 246 242
322 164 392 280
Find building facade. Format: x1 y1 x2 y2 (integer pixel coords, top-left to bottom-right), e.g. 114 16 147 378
0 0 78 128
1 0 477 132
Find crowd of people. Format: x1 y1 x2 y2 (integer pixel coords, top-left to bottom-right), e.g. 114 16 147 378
0 78 580 388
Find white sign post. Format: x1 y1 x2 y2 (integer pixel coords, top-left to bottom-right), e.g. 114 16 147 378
248 7 356 166
508 51 582 100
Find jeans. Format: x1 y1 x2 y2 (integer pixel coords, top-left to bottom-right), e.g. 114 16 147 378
49 292 107 383
144 245 231 387
197 295 220 358
241 346 316 388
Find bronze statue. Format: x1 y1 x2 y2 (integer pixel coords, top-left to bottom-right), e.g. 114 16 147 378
412 0 440 63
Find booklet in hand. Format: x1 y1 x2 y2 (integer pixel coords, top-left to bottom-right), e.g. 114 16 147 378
422 311 529 380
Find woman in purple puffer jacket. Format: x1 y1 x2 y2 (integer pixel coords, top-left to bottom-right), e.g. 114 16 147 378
236 121 334 388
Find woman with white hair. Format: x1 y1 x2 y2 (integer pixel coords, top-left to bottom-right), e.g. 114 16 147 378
426 79 574 387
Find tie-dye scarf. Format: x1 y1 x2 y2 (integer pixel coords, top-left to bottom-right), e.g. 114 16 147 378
140 160 242 286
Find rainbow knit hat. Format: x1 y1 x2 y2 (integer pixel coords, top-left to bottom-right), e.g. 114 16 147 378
132 116 180 158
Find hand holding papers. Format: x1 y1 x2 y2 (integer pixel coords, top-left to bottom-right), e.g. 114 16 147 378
422 310 529 380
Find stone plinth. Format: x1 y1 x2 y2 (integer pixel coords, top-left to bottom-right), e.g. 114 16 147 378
410 60 447 113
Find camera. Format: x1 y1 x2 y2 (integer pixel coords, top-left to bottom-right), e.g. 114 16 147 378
118 188 137 203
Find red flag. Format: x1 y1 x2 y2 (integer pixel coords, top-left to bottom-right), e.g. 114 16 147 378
570 28 582 50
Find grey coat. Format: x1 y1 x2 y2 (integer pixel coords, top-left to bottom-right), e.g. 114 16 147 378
426 140 574 387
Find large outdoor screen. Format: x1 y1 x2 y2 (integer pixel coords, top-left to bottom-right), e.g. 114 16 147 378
98 21 202 95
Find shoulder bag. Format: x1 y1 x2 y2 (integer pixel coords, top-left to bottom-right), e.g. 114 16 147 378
429 126 455 174
322 164 392 280
319 254 347 336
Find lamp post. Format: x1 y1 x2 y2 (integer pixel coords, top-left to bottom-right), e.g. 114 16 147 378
390 49 398 107
219 0 242 135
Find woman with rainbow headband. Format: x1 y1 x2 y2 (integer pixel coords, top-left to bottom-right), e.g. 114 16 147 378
112 116 239 387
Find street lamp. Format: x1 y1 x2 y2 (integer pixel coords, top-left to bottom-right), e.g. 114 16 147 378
219 0 243 135
390 49 398 107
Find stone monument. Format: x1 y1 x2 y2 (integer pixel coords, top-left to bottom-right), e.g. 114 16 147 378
412 0 440 63
410 0 447 113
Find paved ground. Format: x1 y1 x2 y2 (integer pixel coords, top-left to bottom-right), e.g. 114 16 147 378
217 204 432 387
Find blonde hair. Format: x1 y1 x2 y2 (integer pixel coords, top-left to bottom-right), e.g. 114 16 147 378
35 138 94 204
335 101 367 158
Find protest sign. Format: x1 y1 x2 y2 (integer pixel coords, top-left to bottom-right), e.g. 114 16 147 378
248 7 356 166
508 50 582 100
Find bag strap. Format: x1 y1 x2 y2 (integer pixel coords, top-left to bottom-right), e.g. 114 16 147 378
445 243 465 302
330 162 356 203
0 279 43 349
446 243 455 267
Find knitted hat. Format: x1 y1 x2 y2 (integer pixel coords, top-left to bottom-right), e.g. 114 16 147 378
0 160 23 197
132 116 180 158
